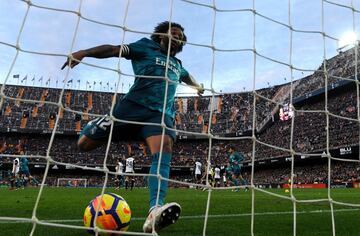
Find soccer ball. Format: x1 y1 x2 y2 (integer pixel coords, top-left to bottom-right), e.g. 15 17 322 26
84 193 131 235
285 189 290 193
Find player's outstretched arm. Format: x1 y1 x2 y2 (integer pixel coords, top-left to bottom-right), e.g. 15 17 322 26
182 74 204 96
61 44 126 70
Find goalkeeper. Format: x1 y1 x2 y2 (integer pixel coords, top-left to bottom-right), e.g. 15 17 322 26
228 145 249 191
61 21 203 233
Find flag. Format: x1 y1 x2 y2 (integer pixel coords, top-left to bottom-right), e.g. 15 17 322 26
93 81 96 85
13 74 20 79
21 75 28 83
86 81 90 84
77 79 80 83
99 81 102 85
67 79 73 83
38 76 43 82
46 77 50 85
106 82 109 86
31 76 35 81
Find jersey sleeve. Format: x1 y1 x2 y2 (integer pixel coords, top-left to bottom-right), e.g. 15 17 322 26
123 37 148 60
179 67 190 82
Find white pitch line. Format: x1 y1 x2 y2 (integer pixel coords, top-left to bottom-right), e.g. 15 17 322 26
1 208 359 224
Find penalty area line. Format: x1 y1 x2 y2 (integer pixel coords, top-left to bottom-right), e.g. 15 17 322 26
1 208 359 224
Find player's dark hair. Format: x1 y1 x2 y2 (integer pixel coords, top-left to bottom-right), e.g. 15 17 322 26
151 21 187 53
228 145 235 151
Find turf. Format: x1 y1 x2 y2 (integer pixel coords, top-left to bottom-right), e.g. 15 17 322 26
0 187 360 236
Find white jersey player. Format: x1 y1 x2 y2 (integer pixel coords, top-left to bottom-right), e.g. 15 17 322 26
194 161 202 184
125 157 135 173
10 158 20 189
12 158 20 176
116 160 124 174
214 166 221 187
115 158 124 190
125 156 135 190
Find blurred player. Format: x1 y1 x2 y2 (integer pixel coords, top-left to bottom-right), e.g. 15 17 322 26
19 153 30 188
228 145 249 191
0 141 7 153
115 157 124 190
220 164 227 187
224 162 233 187
194 159 202 187
214 165 221 187
62 21 203 233
125 156 135 190
10 157 19 190
202 162 214 190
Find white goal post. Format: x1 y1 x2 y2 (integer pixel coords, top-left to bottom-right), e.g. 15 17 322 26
56 178 87 188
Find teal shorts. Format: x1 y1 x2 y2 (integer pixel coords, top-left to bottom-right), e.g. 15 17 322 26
231 165 242 177
80 98 176 142
19 169 30 177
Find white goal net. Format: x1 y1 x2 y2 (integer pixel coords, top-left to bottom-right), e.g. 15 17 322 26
0 0 360 236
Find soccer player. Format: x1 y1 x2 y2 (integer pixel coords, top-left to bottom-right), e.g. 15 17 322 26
201 162 214 189
214 164 221 187
10 157 20 190
194 159 202 187
61 21 203 233
228 145 249 191
125 155 135 190
115 157 124 190
19 154 30 188
0 141 7 153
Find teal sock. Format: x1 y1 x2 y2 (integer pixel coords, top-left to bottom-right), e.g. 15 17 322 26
149 152 171 209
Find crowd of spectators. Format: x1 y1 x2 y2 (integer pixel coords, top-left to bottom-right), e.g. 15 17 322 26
1 44 360 186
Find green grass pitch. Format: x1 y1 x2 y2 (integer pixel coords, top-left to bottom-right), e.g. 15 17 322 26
0 187 360 235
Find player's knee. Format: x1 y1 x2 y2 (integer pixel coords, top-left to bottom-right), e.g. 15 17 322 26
162 138 173 153
77 136 100 152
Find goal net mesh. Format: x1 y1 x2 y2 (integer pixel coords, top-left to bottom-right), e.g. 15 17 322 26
0 0 359 235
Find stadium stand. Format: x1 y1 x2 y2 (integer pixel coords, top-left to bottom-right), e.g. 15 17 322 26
0 45 360 187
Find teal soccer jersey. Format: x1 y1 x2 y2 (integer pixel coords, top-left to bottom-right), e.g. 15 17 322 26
19 157 30 176
229 151 244 166
229 151 244 175
124 37 189 118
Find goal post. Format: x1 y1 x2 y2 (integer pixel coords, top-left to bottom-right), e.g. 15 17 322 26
56 178 87 188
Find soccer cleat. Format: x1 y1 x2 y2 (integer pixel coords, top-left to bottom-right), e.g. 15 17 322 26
143 202 181 233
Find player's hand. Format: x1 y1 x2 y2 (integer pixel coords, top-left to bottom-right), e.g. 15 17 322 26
61 50 86 70
197 83 204 96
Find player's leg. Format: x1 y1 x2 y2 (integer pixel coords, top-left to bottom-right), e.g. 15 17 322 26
130 177 134 190
9 174 15 190
146 134 173 210
232 166 242 191
114 175 119 190
118 175 122 189
120 176 124 188
24 171 30 187
239 173 249 191
125 176 129 190
143 134 180 233
77 115 114 151
196 174 202 188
